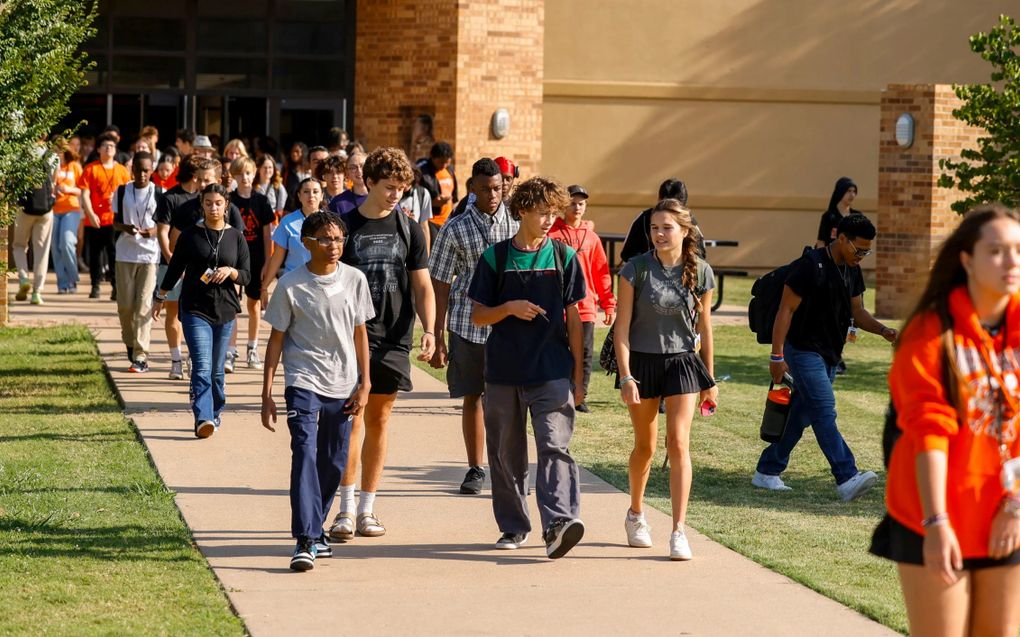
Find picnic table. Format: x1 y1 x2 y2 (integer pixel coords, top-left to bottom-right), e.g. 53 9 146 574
598 234 746 311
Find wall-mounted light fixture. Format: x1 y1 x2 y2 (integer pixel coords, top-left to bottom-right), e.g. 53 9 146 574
895 113 914 148
491 109 510 139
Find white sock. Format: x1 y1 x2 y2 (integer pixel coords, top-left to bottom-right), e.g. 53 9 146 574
228 346 237 356
357 491 376 516
338 485 356 513
170 347 182 362
627 508 644 520
247 340 258 351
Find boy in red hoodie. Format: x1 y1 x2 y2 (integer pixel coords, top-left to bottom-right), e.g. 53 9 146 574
548 184 616 412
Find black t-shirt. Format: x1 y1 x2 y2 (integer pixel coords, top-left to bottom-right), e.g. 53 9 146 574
785 247 865 365
154 185 196 265
162 225 251 326
816 208 863 246
340 208 429 352
620 207 706 263
170 198 244 236
467 239 588 385
230 191 275 264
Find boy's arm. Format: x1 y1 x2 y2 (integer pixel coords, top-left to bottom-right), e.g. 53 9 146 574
472 299 545 326
430 278 451 368
409 268 437 360
591 238 617 322
346 323 371 416
261 247 287 304
260 329 286 432
567 304 585 406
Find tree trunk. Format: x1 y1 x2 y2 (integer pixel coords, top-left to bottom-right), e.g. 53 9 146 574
1 219 10 326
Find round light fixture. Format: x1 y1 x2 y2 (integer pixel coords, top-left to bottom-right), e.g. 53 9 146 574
491 109 510 139
895 113 914 148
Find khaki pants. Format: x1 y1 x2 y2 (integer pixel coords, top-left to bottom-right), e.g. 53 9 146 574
13 211 54 293
115 262 158 361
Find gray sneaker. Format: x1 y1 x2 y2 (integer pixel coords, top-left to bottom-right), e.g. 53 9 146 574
169 359 184 380
246 347 263 370
224 351 236 374
836 471 879 502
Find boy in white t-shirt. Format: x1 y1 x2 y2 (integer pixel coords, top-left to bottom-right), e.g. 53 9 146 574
261 211 375 572
112 152 162 373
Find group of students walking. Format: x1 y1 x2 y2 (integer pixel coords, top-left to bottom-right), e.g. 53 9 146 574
15 131 1018 633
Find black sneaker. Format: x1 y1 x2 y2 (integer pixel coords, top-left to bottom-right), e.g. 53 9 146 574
495 532 529 550
576 402 591 413
195 420 215 439
290 538 316 571
110 287 117 301
459 466 486 494
313 534 332 558
89 285 100 299
126 346 134 361
128 359 149 374
544 518 585 559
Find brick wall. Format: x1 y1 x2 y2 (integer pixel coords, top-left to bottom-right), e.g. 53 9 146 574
354 0 544 178
875 84 981 318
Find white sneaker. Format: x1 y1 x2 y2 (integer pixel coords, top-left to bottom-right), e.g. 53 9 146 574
670 529 692 561
625 510 653 548
224 351 236 374
752 471 792 491
169 359 184 380
836 471 878 502
246 347 263 370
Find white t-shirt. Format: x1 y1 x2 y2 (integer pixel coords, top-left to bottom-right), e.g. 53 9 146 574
113 183 160 264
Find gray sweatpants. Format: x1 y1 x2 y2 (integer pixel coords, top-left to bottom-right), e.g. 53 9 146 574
484 378 581 535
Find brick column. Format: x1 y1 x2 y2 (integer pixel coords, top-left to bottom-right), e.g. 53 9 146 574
354 0 544 175
875 84 981 318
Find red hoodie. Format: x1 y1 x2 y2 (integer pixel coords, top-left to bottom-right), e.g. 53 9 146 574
548 217 616 322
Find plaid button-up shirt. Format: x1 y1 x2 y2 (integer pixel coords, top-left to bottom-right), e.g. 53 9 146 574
429 202 518 344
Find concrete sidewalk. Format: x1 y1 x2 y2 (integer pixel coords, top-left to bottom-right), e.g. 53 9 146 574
10 279 894 636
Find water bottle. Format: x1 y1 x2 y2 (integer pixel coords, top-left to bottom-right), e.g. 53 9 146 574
759 374 794 443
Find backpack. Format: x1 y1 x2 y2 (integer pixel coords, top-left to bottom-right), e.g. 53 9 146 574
19 177 55 215
493 237 571 295
748 247 823 345
115 183 163 221
341 206 414 254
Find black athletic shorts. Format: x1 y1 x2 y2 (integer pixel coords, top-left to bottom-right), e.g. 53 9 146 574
369 347 413 395
243 253 265 301
870 514 1020 569
447 332 485 398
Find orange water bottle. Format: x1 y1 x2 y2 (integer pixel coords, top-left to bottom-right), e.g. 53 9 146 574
760 378 793 443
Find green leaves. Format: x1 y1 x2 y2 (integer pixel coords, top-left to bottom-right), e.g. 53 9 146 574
0 0 96 224
939 14 1020 214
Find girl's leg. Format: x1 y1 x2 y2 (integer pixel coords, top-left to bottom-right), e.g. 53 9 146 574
968 563 1020 636
663 392 698 529
627 398 661 514
897 563 970 637
246 296 261 346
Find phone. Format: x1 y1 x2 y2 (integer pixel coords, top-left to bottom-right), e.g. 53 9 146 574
700 399 716 417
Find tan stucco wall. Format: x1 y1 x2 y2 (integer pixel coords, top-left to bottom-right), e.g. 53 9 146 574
542 0 1014 269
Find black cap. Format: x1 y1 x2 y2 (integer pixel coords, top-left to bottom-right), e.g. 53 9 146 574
567 184 589 199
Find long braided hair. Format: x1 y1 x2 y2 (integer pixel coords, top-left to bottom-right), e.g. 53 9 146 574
651 198 703 311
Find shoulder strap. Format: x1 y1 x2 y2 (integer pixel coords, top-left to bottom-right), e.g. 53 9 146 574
494 240 511 295
632 253 649 296
116 184 126 217
393 207 411 251
551 238 569 292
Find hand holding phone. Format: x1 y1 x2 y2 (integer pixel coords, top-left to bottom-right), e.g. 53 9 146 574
700 399 716 417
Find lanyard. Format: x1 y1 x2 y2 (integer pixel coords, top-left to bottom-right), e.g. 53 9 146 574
469 205 508 249
974 322 1014 464
203 226 225 268
510 238 545 286
128 185 153 229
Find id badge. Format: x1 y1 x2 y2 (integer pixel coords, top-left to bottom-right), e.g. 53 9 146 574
1003 456 1020 494
694 333 702 353
200 268 215 284
846 326 858 344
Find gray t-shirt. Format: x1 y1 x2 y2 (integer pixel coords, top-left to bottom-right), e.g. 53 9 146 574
620 253 715 354
263 263 375 398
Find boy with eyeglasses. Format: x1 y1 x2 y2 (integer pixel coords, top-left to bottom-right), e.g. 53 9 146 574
261 211 374 571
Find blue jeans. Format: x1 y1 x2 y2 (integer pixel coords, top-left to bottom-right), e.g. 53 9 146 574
181 312 234 426
285 387 354 540
756 342 858 485
51 211 81 291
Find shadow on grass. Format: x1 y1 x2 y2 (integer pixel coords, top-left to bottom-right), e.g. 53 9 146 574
1 521 204 563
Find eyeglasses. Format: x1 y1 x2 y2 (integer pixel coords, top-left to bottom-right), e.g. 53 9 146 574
307 236 343 247
851 244 873 258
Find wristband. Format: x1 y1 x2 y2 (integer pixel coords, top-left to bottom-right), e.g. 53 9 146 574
921 512 949 528
153 291 167 302
619 375 640 386
423 331 434 336
770 354 784 362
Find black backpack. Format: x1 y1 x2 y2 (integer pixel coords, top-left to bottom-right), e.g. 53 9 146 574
19 176 55 215
748 247 822 344
493 237 571 294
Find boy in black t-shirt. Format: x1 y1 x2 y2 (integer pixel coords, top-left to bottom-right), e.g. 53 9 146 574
757 214 898 501
326 148 436 542
468 177 588 559
229 157 276 370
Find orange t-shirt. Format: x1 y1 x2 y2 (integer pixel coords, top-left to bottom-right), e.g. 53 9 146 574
431 167 455 225
887 286 1020 558
153 166 178 190
78 161 131 227
53 161 82 214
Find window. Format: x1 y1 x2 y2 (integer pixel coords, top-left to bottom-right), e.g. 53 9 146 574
196 57 268 90
111 56 185 89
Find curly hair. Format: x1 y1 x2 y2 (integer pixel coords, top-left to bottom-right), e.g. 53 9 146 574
362 147 413 186
650 198 703 309
317 155 346 180
507 176 569 220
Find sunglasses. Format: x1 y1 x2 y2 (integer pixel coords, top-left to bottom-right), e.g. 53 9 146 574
306 236 344 247
850 244 873 258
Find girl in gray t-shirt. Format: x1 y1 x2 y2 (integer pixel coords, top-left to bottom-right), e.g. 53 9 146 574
612 199 717 561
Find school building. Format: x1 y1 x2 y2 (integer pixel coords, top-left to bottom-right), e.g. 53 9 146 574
70 0 1015 272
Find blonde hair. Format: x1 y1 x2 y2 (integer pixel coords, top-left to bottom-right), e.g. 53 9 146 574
229 156 256 177
223 139 249 159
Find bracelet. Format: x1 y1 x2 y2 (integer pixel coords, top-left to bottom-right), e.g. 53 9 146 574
619 375 640 386
770 354 784 362
422 331 434 336
921 512 949 528
153 291 167 302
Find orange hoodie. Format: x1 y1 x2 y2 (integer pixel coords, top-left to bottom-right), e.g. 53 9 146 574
887 286 1020 558
548 217 616 323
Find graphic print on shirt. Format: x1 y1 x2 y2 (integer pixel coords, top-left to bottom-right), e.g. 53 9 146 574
646 272 697 320
351 232 406 303
954 343 1020 444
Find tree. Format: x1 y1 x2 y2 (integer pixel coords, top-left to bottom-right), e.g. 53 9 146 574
0 0 95 324
938 14 1020 214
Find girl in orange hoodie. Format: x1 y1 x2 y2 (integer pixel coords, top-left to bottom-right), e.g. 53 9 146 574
873 204 1020 636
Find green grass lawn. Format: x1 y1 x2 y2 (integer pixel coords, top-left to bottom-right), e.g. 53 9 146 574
413 323 906 633
0 326 244 636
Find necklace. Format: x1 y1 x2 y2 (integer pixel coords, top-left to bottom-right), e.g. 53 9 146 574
826 245 851 289
203 225 225 268
510 237 545 286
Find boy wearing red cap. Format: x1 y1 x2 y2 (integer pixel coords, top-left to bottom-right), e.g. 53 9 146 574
548 184 616 411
